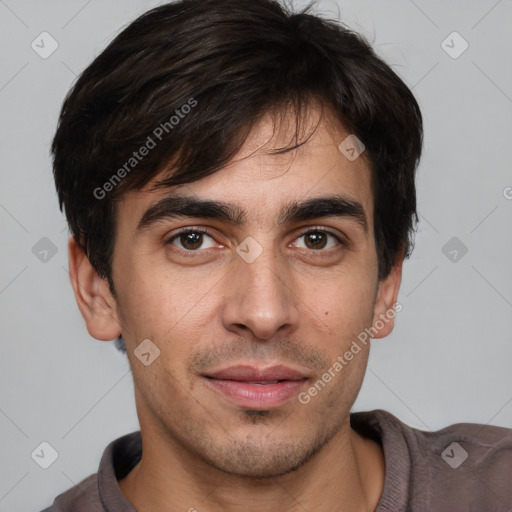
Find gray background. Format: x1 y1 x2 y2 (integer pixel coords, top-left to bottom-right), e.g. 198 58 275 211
1 0 511 510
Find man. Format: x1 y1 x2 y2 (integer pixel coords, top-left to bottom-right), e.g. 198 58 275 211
41 0 512 510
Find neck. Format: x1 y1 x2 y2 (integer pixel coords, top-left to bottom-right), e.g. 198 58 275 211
118 421 385 512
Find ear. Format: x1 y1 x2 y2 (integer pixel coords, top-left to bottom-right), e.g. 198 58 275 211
68 236 122 341
371 251 403 339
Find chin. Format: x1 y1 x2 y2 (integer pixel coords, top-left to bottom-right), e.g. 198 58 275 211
194 427 336 479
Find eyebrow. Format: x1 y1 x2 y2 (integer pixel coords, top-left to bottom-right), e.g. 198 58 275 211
135 194 368 235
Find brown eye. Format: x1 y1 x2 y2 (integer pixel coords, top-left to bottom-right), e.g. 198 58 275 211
303 231 328 250
167 229 217 252
179 232 203 250
294 229 342 251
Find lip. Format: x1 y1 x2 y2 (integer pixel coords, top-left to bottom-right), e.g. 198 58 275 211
205 364 308 381
203 365 309 410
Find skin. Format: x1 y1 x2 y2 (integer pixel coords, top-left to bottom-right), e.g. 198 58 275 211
69 105 402 512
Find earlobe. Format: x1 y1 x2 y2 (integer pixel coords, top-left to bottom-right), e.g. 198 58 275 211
68 236 122 341
371 253 403 339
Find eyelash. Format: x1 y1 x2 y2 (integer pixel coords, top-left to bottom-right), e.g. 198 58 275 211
165 227 346 256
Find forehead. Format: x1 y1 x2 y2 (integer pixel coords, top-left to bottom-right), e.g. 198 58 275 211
117 107 374 232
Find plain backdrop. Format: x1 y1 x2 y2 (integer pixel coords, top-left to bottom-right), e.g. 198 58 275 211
0 0 511 510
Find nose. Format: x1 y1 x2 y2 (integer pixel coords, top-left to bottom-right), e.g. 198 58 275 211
221 243 300 341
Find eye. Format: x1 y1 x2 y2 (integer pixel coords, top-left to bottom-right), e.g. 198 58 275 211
165 227 345 256
292 228 344 251
166 228 219 252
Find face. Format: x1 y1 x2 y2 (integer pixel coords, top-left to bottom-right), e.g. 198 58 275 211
73 107 401 479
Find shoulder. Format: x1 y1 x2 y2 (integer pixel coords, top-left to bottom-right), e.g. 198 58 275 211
37 473 100 512
37 430 141 512
419 418 512 509
353 408 512 457
360 409 512 510
403 414 512 474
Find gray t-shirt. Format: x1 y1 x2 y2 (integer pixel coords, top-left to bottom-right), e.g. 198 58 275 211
39 409 512 511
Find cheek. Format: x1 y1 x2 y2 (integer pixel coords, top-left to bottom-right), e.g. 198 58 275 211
114 267 177 346
301 268 377 338
311 280 375 403
117 265 216 360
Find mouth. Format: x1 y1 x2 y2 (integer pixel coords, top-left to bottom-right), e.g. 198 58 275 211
202 365 309 410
